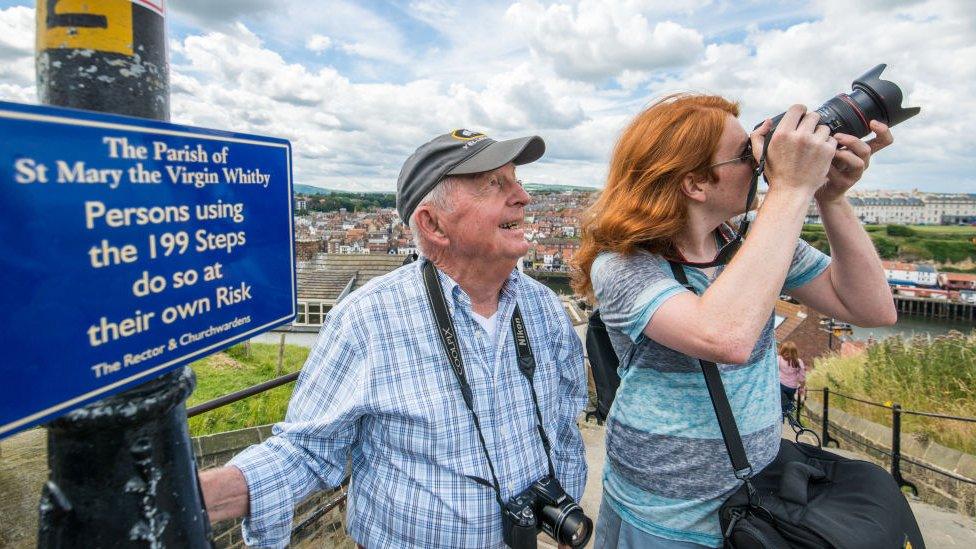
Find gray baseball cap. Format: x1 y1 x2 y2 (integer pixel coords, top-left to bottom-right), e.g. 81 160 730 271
396 129 545 222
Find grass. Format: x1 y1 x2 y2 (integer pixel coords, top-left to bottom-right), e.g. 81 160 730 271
907 225 976 237
807 331 976 455
186 342 310 437
800 224 976 262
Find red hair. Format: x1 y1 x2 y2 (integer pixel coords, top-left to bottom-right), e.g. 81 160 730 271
573 93 740 299
780 341 800 369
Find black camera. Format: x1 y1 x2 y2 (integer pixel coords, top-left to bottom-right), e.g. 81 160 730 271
766 64 920 139
501 476 593 548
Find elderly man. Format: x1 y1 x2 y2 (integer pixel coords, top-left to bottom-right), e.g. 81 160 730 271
200 130 589 548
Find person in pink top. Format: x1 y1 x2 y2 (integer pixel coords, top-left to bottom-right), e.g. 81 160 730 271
778 341 807 418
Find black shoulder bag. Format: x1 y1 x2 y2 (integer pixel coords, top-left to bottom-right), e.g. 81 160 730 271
584 309 620 424
668 261 924 549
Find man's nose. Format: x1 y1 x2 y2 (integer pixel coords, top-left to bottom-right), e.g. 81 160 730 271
510 182 531 207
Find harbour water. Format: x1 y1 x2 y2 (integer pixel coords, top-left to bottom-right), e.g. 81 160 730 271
851 314 975 341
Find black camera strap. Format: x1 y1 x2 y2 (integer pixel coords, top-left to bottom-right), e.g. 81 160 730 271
420 260 557 507
667 261 754 483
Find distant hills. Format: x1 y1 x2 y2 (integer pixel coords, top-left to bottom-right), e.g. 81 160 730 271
294 184 334 195
522 182 597 192
294 182 598 196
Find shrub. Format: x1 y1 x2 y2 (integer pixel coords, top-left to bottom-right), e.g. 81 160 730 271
896 243 933 262
919 239 976 263
869 235 899 259
886 225 916 237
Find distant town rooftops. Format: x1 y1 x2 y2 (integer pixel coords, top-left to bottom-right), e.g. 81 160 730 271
847 197 924 206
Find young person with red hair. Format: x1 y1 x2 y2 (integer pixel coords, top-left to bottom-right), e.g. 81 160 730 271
573 94 897 548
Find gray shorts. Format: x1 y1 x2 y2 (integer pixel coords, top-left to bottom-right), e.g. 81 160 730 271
594 495 712 549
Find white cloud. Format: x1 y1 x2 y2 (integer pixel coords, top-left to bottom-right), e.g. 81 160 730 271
0 6 34 93
164 23 595 190
306 34 333 53
0 5 32 60
506 0 705 82
1 1 974 191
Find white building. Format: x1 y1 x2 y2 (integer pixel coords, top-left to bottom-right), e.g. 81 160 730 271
882 261 939 287
920 193 976 225
848 196 924 224
805 191 976 225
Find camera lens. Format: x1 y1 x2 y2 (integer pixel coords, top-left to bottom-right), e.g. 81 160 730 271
569 518 590 544
762 64 919 140
541 501 593 548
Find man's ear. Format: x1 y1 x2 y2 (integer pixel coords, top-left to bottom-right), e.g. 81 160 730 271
680 172 708 204
414 205 450 247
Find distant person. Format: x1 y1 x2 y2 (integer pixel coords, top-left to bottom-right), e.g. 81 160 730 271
573 94 897 548
778 341 807 417
199 130 588 548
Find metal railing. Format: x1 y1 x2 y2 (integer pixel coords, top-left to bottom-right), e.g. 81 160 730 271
803 387 976 495
187 370 349 538
187 371 300 418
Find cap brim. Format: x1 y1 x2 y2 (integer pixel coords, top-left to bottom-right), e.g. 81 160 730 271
447 135 545 176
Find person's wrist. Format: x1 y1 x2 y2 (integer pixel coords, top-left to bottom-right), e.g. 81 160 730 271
815 191 849 209
764 171 817 195
764 184 815 208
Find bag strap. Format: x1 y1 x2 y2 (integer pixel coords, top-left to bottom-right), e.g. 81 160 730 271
668 261 753 480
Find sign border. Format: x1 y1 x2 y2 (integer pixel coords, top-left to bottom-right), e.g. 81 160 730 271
0 101 296 437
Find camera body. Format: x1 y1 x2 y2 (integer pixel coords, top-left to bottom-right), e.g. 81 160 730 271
501 476 592 549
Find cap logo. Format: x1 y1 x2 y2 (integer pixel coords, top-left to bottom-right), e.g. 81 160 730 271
451 129 486 141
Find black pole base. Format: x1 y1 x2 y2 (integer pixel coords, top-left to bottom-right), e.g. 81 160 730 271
39 368 212 548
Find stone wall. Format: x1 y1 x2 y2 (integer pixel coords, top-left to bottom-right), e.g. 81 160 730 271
0 428 47 548
804 400 976 517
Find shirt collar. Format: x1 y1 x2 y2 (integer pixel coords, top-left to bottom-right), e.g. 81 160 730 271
419 256 522 314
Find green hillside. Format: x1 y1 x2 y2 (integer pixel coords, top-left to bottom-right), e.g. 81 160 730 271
801 224 976 266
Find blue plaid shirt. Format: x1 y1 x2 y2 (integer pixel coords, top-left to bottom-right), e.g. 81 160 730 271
229 259 588 548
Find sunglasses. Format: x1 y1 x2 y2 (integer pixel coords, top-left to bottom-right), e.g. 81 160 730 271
708 140 756 169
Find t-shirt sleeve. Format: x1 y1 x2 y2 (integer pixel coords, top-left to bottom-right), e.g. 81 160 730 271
783 238 831 291
591 252 687 342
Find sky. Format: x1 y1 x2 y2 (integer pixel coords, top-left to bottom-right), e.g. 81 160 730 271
1 0 973 193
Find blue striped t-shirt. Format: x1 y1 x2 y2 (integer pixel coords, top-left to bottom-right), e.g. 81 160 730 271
591 239 829 546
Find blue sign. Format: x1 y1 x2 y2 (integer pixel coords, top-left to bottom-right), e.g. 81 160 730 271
0 101 296 438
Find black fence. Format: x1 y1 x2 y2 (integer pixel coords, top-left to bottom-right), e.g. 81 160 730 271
802 387 976 495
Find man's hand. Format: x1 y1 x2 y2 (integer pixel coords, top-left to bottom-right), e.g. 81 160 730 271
762 105 838 197
816 120 894 203
199 466 250 523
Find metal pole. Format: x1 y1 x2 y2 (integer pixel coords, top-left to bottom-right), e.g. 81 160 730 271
794 390 803 426
35 2 210 546
821 388 839 448
36 0 168 118
891 404 919 496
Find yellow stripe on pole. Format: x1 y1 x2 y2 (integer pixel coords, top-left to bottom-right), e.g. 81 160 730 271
37 0 134 56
